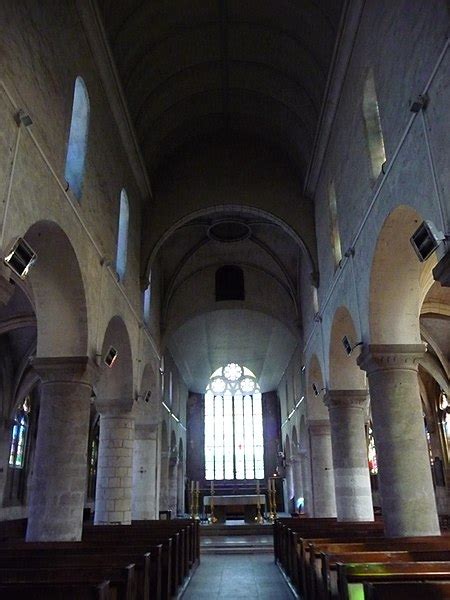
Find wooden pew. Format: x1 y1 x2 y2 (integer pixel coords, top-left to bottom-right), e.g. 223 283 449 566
0 578 111 600
317 549 450 600
364 581 450 599
0 565 135 600
0 559 138 600
0 545 153 600
337 561 450 600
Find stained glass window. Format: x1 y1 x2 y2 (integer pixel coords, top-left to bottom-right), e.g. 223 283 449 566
367 423 378 475
9 397 30 469
204 363 264 480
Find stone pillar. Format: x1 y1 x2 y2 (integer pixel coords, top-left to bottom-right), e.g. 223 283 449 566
358 344 440 537
285 458 295 513
299 448 313 515
168 459 179 515
159 450 169 511
94 401 134 525
177 463 185 515
325 390 374 521
291 456 304 511
132 424 158 520
309 419 337 517
26 357 94 541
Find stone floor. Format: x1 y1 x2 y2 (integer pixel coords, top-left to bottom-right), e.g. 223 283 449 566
181 553 294 599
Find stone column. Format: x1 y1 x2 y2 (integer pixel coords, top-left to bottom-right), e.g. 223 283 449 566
132 424 158 520
309 419 337 517
285 458 295 513
325 390 374 521
358 344 440 537
26 357 94 541
299 448 313 515
168 459 179 515
94 400 134 525
291 456 304 511
159 450 169 511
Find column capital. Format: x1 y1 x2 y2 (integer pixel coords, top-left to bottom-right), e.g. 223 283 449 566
357 344 425 375
324 389 369 410
31 356 97 387
308 419 331 436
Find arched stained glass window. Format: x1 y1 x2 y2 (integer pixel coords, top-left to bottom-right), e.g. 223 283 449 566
9 397 31 469
363 69 386 180
116 189 129 280
65 76 90 200
204 363 264 480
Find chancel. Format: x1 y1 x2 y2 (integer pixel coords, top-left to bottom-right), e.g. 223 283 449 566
0 1 449 598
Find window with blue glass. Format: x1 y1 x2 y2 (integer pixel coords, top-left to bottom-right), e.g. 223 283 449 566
9 397 31 469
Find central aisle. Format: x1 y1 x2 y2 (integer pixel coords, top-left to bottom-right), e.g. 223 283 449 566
182 553 294 599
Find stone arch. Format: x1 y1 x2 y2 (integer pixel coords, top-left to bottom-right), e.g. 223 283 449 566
329 306 366 390
23 220 88 358
144 203 316 284
369 205 427 344
96 315 134 410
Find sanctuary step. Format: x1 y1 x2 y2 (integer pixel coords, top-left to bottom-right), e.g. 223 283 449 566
200 522 273 554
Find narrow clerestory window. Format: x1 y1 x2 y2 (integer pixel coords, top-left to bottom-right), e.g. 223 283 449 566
363 69 386 180
143 271 152 325
65 76 90 200
328 181 342 270
116 189 129 281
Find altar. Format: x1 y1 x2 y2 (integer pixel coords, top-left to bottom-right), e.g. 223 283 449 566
203 494 266 523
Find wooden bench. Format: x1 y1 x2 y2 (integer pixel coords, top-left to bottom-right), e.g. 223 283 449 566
316 549 450 600
0 544 153 600
0 565 135 600
363 580 450 599
0 577 111 599
337 561 450 600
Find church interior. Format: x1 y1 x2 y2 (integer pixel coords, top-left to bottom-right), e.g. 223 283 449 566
0 0 449 598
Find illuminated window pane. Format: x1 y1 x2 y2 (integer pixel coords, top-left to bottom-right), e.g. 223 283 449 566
9 399 30 469
204 364 264 481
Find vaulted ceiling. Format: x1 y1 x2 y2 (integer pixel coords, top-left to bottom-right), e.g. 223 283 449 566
98 0 345 391
98 0 343 179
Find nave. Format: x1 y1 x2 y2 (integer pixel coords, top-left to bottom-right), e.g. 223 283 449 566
182 554 293 600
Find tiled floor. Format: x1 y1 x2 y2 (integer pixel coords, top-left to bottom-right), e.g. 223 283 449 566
182 553 294 599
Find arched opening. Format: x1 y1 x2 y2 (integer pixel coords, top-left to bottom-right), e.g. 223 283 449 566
65 76 90 200
369 205 425 344
96 315 134 408
23 220 88 357
116 189 130 281
329 306 365 390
